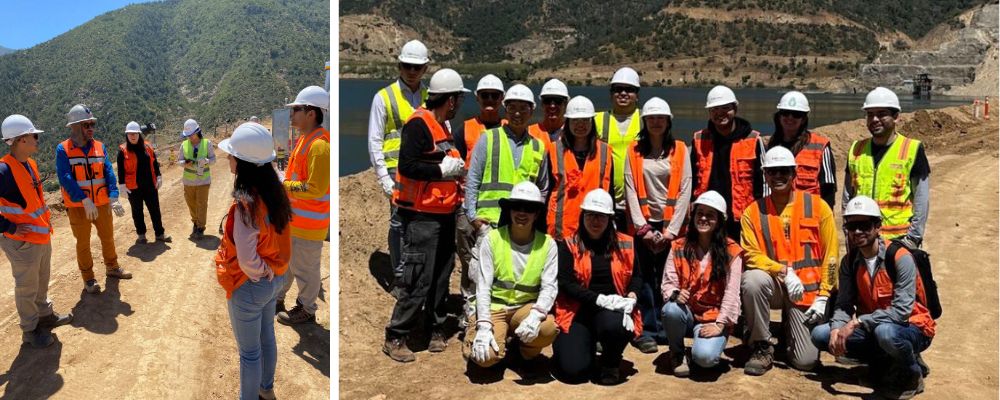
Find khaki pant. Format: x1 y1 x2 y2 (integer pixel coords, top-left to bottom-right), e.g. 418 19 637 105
67 204 119 281
183 184 210 229
742 268 820 371
0 237 54 332
277 236 324 314
462 303 559 368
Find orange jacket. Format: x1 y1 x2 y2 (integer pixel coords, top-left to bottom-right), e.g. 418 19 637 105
118 143 156 190
626 140 687 230
855 241 936 338
671 238 742 323
462 117 506 167
547 138 612 240
527 123 554 150
215 199 291 299
792 133 830 195
60 139 110 207
392 108 463 214
0 155 52 244
691 129 761 221
286 127 330 232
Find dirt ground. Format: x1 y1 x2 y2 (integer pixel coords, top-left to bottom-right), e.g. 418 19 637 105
339 104 1000 399
0 144 330 399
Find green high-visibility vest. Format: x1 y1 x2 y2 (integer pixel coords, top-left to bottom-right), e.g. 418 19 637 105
378 81 428 170
181 139 211 184
488 226 552 311
475 128 544 223
847 134 920 239
595 109 641 202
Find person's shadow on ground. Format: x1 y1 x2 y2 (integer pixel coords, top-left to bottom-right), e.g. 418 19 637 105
0 338 64 399
69 277 135 335
289 322 330 378
368 251 394 294
125 241 170 262
803 363 876 399
193 234 221 250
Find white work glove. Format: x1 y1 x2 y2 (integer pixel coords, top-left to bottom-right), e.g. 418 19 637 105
514 310 546 343
597 294 633 311
118 184 131 195
110 198 126 217
804 296 828 325
613 296 637 314
379 176 395 198
622 310 635 332
155 176 162 190
784 269 805 303
438 156 465 178
197 158 209 168
470 325 499 364
82 198 98 221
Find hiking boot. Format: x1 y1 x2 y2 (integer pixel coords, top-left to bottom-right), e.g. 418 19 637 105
258 387 276 400
877 372 924 400
276 305 315 326
22 328 54 349
85 279 101 294
107 267 133 279
136 234 148 244
38 312 73 329
382 338 415 363
744 341 774 376
155 233 172 243
632 337 658 354
598 366 622 385
275 299 286 314
916 354 930 377
428 331 447 353
672 352 690 377
197 227 206 239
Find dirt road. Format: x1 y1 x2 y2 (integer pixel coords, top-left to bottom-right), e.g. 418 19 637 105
339 103 999 399
0 145 330 399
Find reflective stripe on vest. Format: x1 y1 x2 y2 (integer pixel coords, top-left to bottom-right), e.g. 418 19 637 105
392 108 462 214
379 81 428 170
463 117 507 167
60 139 110 207
286 127 331 232
595 110 641 201
119 143 157 190
487 227 551 310
628 140 687 226
547 138 611 240
671 238 742 323
181 139 211 184
0 155 52 244
750 191 824 306
847 135 919 239
475 128 544 223
792 132 830 195
854 239 936 338
691 129 761 221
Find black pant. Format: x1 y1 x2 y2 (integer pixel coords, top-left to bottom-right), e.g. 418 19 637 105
614 209 628 233
725 218 742 242
552 307 632 383
385 209 457 339
635 220 667 343
127 186 164 236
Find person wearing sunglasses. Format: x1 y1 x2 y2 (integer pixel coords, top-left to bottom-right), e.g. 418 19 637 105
740 146 838 376
690 85 767 242
529 78 570 146
595 67 643 232
623 97 692 353
0 115 72 349
463 182 558 372
811 196 934 400
116 121 170 245
57 104 131 295
844 87 930 250
368 40 431 294
766 91 837 207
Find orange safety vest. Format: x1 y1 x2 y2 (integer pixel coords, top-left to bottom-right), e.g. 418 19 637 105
855 240 936 338
691 129 761 221
671 238 742 323
214 199 291 299
527 123 555 150
60 139 110 207
626 140 687 231
462 117 507 167
554 233 643 338
745 190 825 308
0 155 52 244
285 127 331 232
547 138 612 240
118 143 156 190
392 108 463 214
792 133 830 195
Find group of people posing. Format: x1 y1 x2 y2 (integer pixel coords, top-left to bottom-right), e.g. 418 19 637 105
369 40 934 400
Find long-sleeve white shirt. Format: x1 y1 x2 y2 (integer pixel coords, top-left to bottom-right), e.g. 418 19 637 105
624 145 693 236
367 79 425 180
473 231 559 324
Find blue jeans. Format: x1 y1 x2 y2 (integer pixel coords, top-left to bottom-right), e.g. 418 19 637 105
228 274 285 400
811 321 931 379
661 302 729 368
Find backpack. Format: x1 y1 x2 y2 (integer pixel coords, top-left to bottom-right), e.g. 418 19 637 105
885 240 942 319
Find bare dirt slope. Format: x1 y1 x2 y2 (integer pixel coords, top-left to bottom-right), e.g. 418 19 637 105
339 106 999 399
0 145 330 399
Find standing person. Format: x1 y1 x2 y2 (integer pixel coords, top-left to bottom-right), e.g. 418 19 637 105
547 96 613 241
383 68 468 362
595 67 642 230
0 115 72 348
117 121 170 244
214 122 292 400
57 104 130 294
690 85 767 241
766 91 837 207
661 191 742 377
275 86 331 324
811 196 934 400
529 78 569 146
179 118 215 240
368 40 430 289
552 189 642 385
740 147 839 376
623 97 692 353
844 87 930 248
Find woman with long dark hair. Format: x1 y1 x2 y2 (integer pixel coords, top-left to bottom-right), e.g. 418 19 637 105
552 188 642 385
660 191 743 377
766 91 836 207
116 121 169 243
214 123 292 400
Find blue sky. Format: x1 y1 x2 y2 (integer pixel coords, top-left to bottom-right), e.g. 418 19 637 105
0 0 160 50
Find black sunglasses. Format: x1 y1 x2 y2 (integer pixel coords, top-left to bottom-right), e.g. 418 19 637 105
844 220 878 232
610 86 638 94
478 92 502 101
399 62 425 71
508 203 540 213
80 121 96 129
778 110 807 119
542 97 567 106
291 106 308 113
764 167 795 176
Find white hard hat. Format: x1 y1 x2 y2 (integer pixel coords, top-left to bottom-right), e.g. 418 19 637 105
862 87 901 111
705 85 738 109
218 122 276 165
844 195 882 218
693 191 728 219
66 104 96 127
476 74 504 94
499 181 545 208
539 79 569 99
398 40 429 65
641 97 673 118
610 67 640 87
777 91 810 112
762 146 797 169
427 68 470 94
2 114 44 142
182 119 201 137
125 121 142 133
286 85 329 110
564 96 595 119
580 188 614 215
504 84 535 106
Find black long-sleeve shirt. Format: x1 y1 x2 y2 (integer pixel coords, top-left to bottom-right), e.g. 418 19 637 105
116 143 161 189
398 117 448 181
557 239 642 307
0 161 35 234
